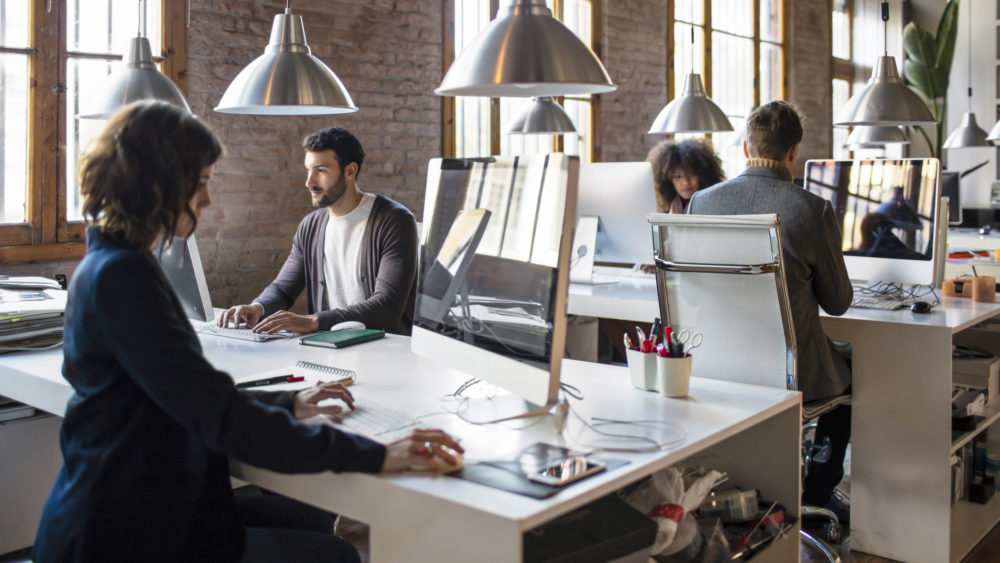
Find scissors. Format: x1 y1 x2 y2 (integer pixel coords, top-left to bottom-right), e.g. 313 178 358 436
673 329 704 354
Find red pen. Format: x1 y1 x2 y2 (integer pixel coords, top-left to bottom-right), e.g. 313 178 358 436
236 375 304 389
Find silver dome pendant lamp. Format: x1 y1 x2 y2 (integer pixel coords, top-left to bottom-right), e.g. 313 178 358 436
435 0 616 98
505 97 578 135
648 12 731 134
834 1 935 127
77 0 191 119
943 1 989 149
215 1 357 115
844 125 910 149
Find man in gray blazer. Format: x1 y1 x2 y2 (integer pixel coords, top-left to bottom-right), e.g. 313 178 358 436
687 102 853 517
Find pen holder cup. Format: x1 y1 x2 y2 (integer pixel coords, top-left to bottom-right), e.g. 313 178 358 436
972 276 997 303
626 349 657 391
656 354 692 398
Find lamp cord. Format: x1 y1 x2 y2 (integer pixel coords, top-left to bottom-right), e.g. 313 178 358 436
967 0 972 111
881 1 889 57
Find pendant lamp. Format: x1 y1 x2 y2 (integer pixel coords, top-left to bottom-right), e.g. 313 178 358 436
436 0 616 97
844 126 910 149
215 2 356 115
987 119 1000 144
833 2 934 127
943 2 990 149
505 98 577 134
77 0 190 119
648 73 733 134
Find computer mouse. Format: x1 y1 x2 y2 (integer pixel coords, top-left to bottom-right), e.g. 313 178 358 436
910 301 932 314
980 225 993 235
407 446 465 474
330 320 365 331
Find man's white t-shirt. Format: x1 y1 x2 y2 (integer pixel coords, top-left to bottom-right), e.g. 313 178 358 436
323 193 375 311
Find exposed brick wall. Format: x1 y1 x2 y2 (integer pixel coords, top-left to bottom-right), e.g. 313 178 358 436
187 0 443 309
597 0 669 164
785 0 833 175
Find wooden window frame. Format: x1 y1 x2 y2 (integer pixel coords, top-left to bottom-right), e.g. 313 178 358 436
671 0 786 106
441 0 600 161
832 0 855 156
0 0 187 265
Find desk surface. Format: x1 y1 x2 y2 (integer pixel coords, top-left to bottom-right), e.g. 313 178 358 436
0 330 800 562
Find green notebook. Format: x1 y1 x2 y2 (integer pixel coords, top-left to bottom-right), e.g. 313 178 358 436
299 328 386 349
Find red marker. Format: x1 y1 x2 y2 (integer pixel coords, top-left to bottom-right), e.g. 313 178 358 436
235 375 304 389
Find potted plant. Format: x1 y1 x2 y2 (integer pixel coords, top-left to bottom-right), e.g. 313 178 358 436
902 0 960 160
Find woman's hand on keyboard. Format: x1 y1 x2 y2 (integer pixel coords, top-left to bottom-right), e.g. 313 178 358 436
293 381 355 419
219 303 264 328
253 310 320 335
381 429 465 474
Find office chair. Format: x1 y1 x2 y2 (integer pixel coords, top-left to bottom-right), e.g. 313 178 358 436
648 213 848 563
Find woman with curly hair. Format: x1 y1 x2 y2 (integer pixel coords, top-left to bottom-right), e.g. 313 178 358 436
646 139 725 213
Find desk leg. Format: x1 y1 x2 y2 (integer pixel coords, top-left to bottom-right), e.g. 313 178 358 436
822 319 952 563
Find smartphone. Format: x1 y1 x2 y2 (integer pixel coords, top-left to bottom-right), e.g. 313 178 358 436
526 456 606 486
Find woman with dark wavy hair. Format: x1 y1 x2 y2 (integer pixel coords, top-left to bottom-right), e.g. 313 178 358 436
33 101 461 563
646 139 725 213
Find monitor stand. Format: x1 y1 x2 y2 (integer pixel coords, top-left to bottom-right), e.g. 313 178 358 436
569 216 599 284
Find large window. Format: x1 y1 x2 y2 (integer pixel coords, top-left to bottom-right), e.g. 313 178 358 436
445 0 597 161
673 0 785 179
0 0 185 263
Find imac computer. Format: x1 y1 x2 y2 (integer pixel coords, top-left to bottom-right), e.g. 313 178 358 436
803 158 943 285
574 161 658 268
157 236 214 322
413 154 579 415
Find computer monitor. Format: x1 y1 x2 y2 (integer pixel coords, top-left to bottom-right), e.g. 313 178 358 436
156 236 214 322
413 154 578 412
575 161 658 266
418 208 491 327
941 171 961 225
803 158 943 285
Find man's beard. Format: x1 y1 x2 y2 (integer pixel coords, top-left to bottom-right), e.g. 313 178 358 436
312 177 347 208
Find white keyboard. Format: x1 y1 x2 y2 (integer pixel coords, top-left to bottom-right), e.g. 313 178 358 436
850 296 906 310
195 323 290 342
332 397 422 441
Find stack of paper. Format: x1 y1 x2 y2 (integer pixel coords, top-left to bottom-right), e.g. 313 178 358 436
0 278 67 353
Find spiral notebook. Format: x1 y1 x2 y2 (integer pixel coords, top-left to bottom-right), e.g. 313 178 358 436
234 361 357 388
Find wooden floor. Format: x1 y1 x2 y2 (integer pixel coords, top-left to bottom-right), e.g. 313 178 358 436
801 519 1000 562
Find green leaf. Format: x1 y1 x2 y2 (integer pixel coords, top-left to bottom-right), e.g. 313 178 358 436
903 23 936 65
904 59 937 100
934 0 960 75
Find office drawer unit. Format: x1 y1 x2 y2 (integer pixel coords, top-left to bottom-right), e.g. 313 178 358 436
0 414 62 554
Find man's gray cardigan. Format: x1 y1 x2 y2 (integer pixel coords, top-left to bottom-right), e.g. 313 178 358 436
254 195 418 335
687 166 853 401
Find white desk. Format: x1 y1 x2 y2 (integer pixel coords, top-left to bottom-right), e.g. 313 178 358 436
568 277 659 322
0 332 801 562
574 271 1000 562
820 298 1000 563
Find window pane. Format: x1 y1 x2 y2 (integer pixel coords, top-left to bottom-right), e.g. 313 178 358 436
760 0 782 43
760 43 783 104
674 22 705 94
563 98 591 162
832 0 849 59
711 33 753 114
715 134 745 182
0 0 30 48
711 0 753 37
68 0 162 56
676 0 705 24
832 78 850 158
454 0 492 157
1 53 28 224
66 57 115 221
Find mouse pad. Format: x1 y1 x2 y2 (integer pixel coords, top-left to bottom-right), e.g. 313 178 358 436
453 442 629 499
